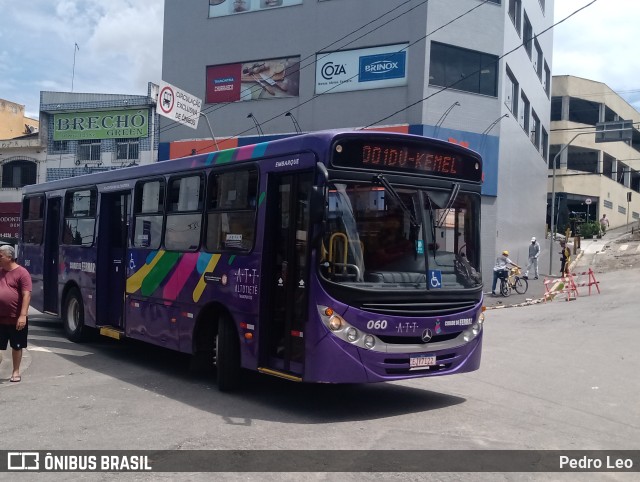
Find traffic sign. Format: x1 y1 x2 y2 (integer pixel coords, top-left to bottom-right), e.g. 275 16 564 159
156 81 201 129
585 198 592 205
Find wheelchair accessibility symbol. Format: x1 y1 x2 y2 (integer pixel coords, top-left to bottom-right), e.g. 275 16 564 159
428 270 442 288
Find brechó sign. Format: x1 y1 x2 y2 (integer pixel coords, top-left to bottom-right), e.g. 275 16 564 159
54 109 149 141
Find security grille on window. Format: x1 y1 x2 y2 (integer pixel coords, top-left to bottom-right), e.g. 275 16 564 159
77 139 101 161
1 160 37 188
116 138 140 161
429 42 498 97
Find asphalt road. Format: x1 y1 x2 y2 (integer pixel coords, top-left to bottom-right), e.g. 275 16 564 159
1 242 639 480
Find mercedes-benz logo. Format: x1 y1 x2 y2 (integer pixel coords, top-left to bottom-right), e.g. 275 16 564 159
421 329 433 343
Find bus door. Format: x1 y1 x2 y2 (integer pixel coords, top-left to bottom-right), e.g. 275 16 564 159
262 172 313 376
97 191 130 329
43 197 61 314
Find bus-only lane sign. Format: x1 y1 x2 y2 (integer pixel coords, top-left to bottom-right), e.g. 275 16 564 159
157 81 201 129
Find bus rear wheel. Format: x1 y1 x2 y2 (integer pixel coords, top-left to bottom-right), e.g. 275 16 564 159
63 288 86 342
216 316 241 392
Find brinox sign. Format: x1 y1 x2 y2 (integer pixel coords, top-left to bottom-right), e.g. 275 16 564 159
315 44 408 94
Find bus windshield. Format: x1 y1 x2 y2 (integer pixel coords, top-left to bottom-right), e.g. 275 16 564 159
320 181 481 290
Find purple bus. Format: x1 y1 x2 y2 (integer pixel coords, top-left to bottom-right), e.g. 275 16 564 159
19 130 484 391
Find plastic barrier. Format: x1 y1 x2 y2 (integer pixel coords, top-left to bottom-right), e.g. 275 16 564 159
570 268 601 296
543 268 600 302
543 273 578 302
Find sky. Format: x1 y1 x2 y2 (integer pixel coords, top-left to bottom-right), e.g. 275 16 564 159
0 0 639 120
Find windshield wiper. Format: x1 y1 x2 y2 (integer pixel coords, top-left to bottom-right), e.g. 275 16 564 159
425 193 437 259
374 174 420 227
437 182 460 227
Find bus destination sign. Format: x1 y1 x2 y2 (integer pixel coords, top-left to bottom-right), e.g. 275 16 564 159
332 138 482 182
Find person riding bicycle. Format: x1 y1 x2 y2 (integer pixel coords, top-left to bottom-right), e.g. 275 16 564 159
491 250 520 296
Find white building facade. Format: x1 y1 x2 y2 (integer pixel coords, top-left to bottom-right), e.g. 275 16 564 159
549 75 640 232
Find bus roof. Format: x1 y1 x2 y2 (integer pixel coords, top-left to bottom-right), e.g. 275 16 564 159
23 130 481 195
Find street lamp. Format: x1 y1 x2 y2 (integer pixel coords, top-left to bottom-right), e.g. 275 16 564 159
200 112 220 151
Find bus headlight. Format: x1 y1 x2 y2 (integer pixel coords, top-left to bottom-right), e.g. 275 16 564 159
328 314 344 331
363 335 375 350
346 327 358 342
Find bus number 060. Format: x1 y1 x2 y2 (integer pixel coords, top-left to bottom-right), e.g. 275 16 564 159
367 320 387 330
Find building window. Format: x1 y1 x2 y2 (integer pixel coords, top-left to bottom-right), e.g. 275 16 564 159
509 0 522 34
116 138 140 161
531 110 540 148
551 96 563 121
523 13 533 59
604 105 620 122
1 160 37 188
504 66 518 116
52 140 68 152
543 61 551 97
533 39 543 79
429 42 498 97
541 127 548 160
519 90 530 133
603 200 613 209
618 205 626 215
569 97 600 125
77 139 101 162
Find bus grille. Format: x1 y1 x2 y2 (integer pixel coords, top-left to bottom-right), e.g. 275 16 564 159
358 300 476 316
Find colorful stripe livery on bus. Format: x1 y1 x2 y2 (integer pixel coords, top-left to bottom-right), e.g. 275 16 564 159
20 131 484 391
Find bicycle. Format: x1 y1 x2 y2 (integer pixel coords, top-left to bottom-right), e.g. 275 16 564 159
498 266 528 297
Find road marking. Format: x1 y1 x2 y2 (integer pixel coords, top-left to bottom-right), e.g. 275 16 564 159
619 244 629 251
637 244 640 251
29 346 93 357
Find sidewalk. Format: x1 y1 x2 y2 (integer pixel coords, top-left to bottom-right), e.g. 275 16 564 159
483 222 637 309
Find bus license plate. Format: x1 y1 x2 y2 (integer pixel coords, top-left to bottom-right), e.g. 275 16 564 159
409 355 436 370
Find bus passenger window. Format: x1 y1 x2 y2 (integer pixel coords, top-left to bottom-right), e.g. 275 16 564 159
62 189 97 246
133 179 165 249
206 169 258 252
22 195 45 244
164 175 204 251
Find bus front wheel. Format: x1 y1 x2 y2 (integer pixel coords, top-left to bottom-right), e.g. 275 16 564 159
63 288 86 342
216 316 241 392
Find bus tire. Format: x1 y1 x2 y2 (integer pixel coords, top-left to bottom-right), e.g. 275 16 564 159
63 287 86 342
216 316 241 392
